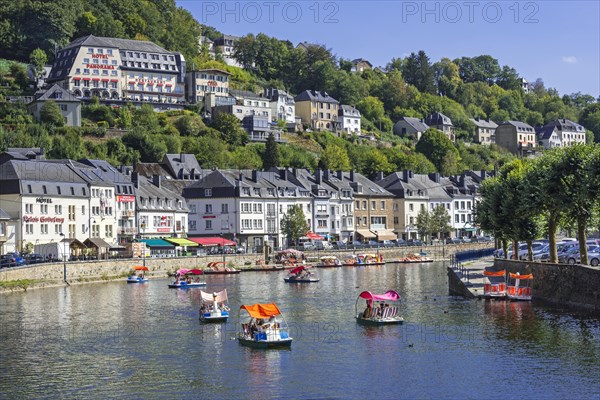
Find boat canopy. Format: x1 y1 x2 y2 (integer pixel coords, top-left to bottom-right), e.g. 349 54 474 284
290 265 306 275
509 273 533 279
277 248 303 256
133 266 149 271
239 303 282 319
176 268 204 276
483 270 506 277
320 256 337 260
358 290 401 302
201 289 228 303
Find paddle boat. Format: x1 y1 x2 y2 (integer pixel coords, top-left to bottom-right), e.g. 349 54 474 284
168 268 206 288
315 255 342 268
482 269 507 300
356 253 385 266
203 261 241 275
126 266 149 283
506 272 533 301
200 289 230 322
396 253 434 263
284 265 319 283
275 248 304 267
355 290 404 325
238 303 293 349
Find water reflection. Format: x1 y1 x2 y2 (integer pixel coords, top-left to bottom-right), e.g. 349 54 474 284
1 264 599 399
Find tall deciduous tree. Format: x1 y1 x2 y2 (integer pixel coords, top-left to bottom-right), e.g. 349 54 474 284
263 132 280 170
318 145 351 171
29 48 47 88
431 205 452 241
281 205 309 247
415 129 459 175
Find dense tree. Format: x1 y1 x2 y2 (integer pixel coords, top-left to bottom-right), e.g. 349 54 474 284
281 205 309 247
210 112 247 145
580 103 600 143
29 48 47 88
318 145 351 171
430 205 452 241
39 101 65 126
174 114 205 136
416 208 433 241
263 132 280 170
415 129 460 175
402 51 435 94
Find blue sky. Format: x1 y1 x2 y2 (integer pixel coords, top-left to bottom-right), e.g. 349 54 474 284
178 0 600 97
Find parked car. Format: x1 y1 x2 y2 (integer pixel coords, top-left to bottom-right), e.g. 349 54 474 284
302 242 315 251
394 239 408 247
313 240 333 250
332 241 347 250
518 242 547 260
564 245 599 265
461 236 472 243
367 240 379 248
24 253 46 264
351 241 366 249
380 240 395 248
0 253 25 268
446 238 462 245
407 239 423 246
588 249 600 267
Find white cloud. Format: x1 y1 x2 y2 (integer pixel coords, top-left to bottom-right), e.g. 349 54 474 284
561 56 578 64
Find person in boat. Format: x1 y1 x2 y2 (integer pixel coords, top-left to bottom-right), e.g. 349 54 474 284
363 300 373 318
378 302 385 317
186 276 192 284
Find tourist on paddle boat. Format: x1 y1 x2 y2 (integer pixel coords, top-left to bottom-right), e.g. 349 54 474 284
355 290 404 325
168 269 206 288
284 265 319 283
200 289 230 322
127 266 149 283
238 303 292 349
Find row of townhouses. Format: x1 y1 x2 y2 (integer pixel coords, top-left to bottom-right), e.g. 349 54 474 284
0 150 491 257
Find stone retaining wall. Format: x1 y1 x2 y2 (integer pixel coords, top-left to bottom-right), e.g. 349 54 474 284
494 259 600 312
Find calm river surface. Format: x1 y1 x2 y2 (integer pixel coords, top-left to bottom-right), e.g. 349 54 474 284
1 262 599 399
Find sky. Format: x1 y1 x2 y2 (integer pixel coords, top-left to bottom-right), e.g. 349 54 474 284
178 0 600 97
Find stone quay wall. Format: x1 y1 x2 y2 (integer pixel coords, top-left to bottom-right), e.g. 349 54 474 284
493 259 600 312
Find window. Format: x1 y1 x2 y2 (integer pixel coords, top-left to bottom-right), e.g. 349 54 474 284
82 205 85 215
41 224 48 235
42 185 47 194
189 204 196 214
455 215 459 223
221 204 228 213
362 217 367 225
189 220 197 231
92 225 100 238
371 201 376 210
409 203 414 212
26 223 34 234
362 201 367 210
55 224 62 234
206 204 212 213
55 205 62 214
205 189 212 197
105 225 113 237
68 205 75 221
40 204 48 214
25 204 33 214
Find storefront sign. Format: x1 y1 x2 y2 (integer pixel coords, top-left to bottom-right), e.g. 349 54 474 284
91 54 110 59
207 80 218 87
116 195 136 202
86 64 115 70
23 216 65 223
156 228 171 233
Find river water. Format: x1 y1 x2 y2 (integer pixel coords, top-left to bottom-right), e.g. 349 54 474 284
1 263 599 399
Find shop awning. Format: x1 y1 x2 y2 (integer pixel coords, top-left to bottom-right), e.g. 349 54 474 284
84 237 111 249
356 229 376 239
61 238 87 249
139 239 175 248
374 230 397 241
165 238 199 247
189 237 236 246
306 232 324 240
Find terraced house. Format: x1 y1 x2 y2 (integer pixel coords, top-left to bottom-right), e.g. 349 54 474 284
294 90 340 133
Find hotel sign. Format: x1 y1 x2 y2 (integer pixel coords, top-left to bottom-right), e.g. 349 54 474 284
86 64 115 70
36 198 53 203
116 195 136 202
23 216 65 223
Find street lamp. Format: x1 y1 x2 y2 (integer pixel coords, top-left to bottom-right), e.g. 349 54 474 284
59 232 68 284
140 222 146 267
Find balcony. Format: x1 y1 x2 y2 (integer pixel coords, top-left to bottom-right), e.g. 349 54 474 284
118 227 138 235
121 210 135 218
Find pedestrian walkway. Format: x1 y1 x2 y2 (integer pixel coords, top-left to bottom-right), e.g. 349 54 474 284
448 256 494 298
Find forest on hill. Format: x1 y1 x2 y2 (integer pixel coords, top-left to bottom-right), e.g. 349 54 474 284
0 0 598 177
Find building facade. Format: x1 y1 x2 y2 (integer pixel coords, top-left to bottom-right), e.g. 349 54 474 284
339 105 361 135
294 90 340 132
495 121 537 156
186 69 230 104
470 118 497 145
393 117 429 141
28 84 82 127
46 35 186 105
263 88 296 124
425 112 455 142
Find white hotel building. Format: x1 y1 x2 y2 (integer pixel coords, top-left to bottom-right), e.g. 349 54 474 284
46 35 186 105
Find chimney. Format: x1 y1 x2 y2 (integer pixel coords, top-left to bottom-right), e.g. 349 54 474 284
349 170 355 182
292 168 297 177
190 168 196 179
152 174 161 188
131 172 139 188
336 170 343 180
402 170 414 181
323 169 330 180
180 153 185 163
252 170 258 182
480 169 486 180
428 172 440 183
376 171 384 181
315 168 322 184
239 173 243 182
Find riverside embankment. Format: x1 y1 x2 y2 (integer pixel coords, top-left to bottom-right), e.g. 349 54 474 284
1 243 492 292
447 257 600 313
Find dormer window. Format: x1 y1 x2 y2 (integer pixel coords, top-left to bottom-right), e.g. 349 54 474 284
205 189 212 197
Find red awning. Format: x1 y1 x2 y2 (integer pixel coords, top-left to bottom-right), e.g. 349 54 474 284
147 82 154 86
92 78 100 81
101 78 109 82
189 237 237 246
306 232 324 240
110 79 119 82
82 78 91 81
73 77 81 81
165 84 172 87
157 83 164 86
128 81 135 84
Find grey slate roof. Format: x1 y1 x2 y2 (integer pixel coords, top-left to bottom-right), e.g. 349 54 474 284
499 121 535 132
162 154 202 179
230 89 263 101
535 125 558 140
136 177 188 211
399 117 429 132
470 118 498 129
425 112 453 127
352 58 373 67
294 90 339 104
33 84 80 103
339 105 361 117
62 35 174 54
0 160 89 197
547 119 585 132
